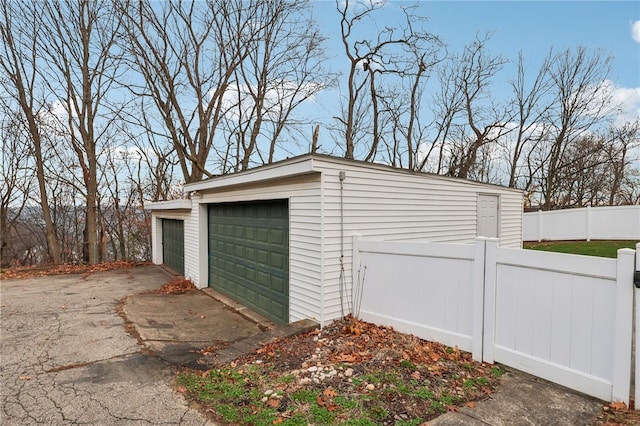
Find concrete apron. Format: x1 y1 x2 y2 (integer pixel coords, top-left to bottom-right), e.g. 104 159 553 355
122 288 317 370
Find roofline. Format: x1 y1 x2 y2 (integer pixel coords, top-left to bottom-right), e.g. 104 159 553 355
183 153 523 195
183 155 317 192
145 199 192 211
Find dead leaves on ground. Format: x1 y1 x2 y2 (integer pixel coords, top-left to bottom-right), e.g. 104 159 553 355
598 400 640 425
146 278 196 294
215 315 501 424
0 261 149 280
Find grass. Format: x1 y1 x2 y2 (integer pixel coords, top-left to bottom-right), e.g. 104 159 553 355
175 317 504 425
523 240 638 258
177 363 489 425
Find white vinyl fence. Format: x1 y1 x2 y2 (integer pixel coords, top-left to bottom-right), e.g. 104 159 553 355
353 237 637 404
524 205 640 241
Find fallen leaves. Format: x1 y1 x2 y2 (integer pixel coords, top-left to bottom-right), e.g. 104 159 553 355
146 278 196 294
323 388 337 398
183 315 503 425
610 401 627 411
266 398 280 408
0 261 149 280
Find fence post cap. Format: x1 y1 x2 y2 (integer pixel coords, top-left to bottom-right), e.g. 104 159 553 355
618 248 635 254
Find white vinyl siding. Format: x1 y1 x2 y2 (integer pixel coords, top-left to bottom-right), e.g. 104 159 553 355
499 192 524 248
313 158 523 323
194 174 323 323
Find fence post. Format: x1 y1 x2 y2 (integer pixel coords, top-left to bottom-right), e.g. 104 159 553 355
612 248 634 404
635 244 640 409
586 206 592 242
472 238 486 362
537 209 543 242
482 238 499 363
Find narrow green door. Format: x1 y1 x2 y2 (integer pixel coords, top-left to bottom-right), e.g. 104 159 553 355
208 200 289 324
162 219 184 275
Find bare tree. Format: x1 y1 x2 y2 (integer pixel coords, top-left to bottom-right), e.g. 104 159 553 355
442 34 510 180
0 0 62 263
504 51 554 189
0 111 33 266
120 0 251 182
538 46 613 210
417 60 465 173
225 0 332 170
605 121 640 205
33 0 125 264
121 0 328 180
335 0 441 162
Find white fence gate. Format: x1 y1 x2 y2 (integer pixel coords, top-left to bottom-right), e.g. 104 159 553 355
353 237 636 403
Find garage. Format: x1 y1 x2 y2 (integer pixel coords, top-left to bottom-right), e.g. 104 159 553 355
208 200 289 324
148 154 524 326
162 218 185 275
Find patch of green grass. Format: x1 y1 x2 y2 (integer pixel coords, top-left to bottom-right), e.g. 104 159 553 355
400 359 416 370
367 404 389 421
474 377 489 386
491 367 505 377
335 395 358 410
462 379 476 390
311 404 337 424
279 373 296 384
362 370 402 387
437 391 459 406
291 389 319 403
524 240 638 258
413 388 435 400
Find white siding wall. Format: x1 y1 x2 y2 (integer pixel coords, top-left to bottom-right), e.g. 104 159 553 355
151 208 194 276
314 159 523 323
183 203 201 284
194 175 323 324
499 191 524 248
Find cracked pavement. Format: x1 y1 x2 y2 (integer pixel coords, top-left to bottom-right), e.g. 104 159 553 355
1 266 215 425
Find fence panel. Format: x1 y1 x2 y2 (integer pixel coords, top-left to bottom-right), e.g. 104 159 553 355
356 239 480 355
524 205 640 241
355 236 635 403
490 245 626 402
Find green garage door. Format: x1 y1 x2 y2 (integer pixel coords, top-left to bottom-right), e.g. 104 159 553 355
208 200 289 324
162 219 184 275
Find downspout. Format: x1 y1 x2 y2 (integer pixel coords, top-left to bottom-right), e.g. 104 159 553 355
339 171 346 317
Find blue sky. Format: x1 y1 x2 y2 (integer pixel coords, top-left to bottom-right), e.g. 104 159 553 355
310 0 640 121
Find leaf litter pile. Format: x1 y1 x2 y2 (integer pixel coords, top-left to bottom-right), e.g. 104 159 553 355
177 315 504 425
0 260 149 280
145 277 197 294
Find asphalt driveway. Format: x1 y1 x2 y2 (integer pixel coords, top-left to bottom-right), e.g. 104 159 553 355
0 266 217 425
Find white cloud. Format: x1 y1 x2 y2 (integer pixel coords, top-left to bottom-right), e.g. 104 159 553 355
608 81 640 124
577 80 640 125
632 20 640 43
219 80 323 122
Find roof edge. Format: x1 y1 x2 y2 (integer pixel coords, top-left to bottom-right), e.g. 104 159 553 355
145 199 192 211
182 153 523 195
184 155 317 192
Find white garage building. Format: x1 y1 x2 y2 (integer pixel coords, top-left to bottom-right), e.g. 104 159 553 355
147 154 523 325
